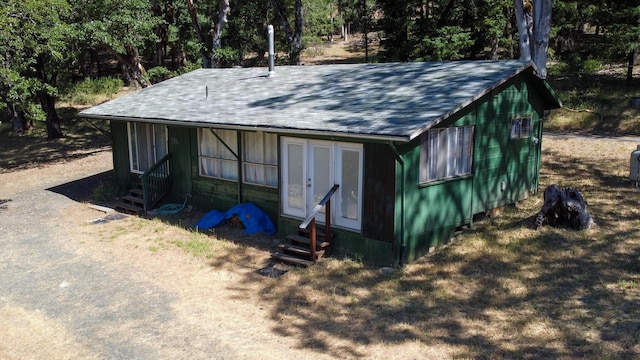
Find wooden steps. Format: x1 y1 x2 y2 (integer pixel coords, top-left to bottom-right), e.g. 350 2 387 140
115 187 145 214
271 228 335 267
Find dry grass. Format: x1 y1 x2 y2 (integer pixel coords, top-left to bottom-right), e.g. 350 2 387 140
81 136 640 359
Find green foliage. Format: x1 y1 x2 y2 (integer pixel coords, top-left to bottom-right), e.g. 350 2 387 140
60 77 123 105
414 26 474 62
145 67 174 84
213 47 241 68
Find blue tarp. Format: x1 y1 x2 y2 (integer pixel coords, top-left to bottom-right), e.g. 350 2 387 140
195 202 276 235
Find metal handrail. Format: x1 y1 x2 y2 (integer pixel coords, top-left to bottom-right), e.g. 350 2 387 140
139 153 172 211
298 184 339 262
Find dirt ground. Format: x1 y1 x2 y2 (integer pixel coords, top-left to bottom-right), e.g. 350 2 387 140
0 148 326 359
0 147 430 359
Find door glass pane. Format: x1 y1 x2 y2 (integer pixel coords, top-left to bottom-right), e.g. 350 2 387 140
287 143 304 211
129 124 139 171
341 149 360 221
312 145 331 217
153 125 168 159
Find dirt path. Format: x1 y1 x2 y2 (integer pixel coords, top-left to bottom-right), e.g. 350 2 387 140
0 150 337 360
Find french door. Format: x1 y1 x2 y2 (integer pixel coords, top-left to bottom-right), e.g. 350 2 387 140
127 122 168 174
281 137 363 231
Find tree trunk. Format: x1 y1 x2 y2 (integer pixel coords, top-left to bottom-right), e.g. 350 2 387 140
186 0 211 67
37 91 63 140
271 0 303 65
628 49 636 82
107 45 149 89
10 104 29 133
531 0 551 79
211 0 231 68
514 0 551 79
514 0 531 61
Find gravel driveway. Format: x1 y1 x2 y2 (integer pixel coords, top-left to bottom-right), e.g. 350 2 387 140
0 151 281 359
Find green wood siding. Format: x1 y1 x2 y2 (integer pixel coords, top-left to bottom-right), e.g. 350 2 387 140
167 126 192 202
397 110 475 263
362 143 396 243
188 128 279 222
395 78 546 264
278 217 394 266
472 80 542 214
110 121 132 189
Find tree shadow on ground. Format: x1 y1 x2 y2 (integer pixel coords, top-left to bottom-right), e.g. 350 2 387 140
46 170 114 203
216 137 640 359
0 107 111 172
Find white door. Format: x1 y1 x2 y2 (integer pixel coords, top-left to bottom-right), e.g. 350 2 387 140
128 123 168 174
282 137 362 230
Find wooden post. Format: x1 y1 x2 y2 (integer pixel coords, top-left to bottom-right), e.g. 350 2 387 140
310 218 317 262
325 199 331 256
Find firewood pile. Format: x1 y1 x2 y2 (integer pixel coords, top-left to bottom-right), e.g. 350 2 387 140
535 184 595 230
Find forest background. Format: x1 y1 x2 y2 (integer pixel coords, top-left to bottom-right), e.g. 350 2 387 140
1 0 639 140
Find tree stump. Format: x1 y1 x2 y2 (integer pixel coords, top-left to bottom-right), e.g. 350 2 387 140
535 184 594 230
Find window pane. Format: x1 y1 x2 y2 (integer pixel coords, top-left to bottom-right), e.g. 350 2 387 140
436 129 448 180
153 125 168 159
243 132 262 163
522 118 531 137
198 128 238 179
287 143 304 210
264 133 278 165
421 126 474 182
341 149 360 221
265 166 278 187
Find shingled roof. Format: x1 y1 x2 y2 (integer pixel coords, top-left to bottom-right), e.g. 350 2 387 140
80 60 561 142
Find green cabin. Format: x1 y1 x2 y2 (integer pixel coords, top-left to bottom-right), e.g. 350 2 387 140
80 60 561 266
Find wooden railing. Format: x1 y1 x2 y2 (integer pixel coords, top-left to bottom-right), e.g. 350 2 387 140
140 153 172 212
299 184 339 263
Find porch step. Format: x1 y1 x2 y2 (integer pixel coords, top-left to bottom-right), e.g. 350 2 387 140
115 201 144 214
285 234 330 250
115 187 145 214
271 253 315 267
277 243 325 259
122 195 144 206
272 229 334 267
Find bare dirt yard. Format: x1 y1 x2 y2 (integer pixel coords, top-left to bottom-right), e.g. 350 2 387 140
1 121 640 359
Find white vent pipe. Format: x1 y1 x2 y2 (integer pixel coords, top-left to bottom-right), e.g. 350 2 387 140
268 25 275 76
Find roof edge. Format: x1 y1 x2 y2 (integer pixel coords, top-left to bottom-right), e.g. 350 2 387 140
80 113 411 143
407 61 535 141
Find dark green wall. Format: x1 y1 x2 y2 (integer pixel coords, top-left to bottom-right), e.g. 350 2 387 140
472 80 543 214
397 109 475 263
110 121 133 190
167 126 192 202
107 73 549 266
395 78 546 264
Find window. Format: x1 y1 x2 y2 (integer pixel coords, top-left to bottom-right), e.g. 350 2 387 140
128 123 168 174
420 126 474 183
510 116 532 139
242 132 278 187
198 128 238 180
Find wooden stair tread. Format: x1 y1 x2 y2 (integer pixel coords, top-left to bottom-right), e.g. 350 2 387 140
115 202 144 213
122 195 144 204
128 188 144 196
271 253 314 267
298 227 335 239
285 234 330 248
277 243 325 258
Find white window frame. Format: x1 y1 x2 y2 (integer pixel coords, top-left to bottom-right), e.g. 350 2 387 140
510 116 532 139
127 122 168 174
334 142 363 230
198 128 238 180
420 126 474 183
242 131 278 187
281 137 363 231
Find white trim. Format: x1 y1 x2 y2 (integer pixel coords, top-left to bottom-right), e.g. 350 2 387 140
281 137 363 231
